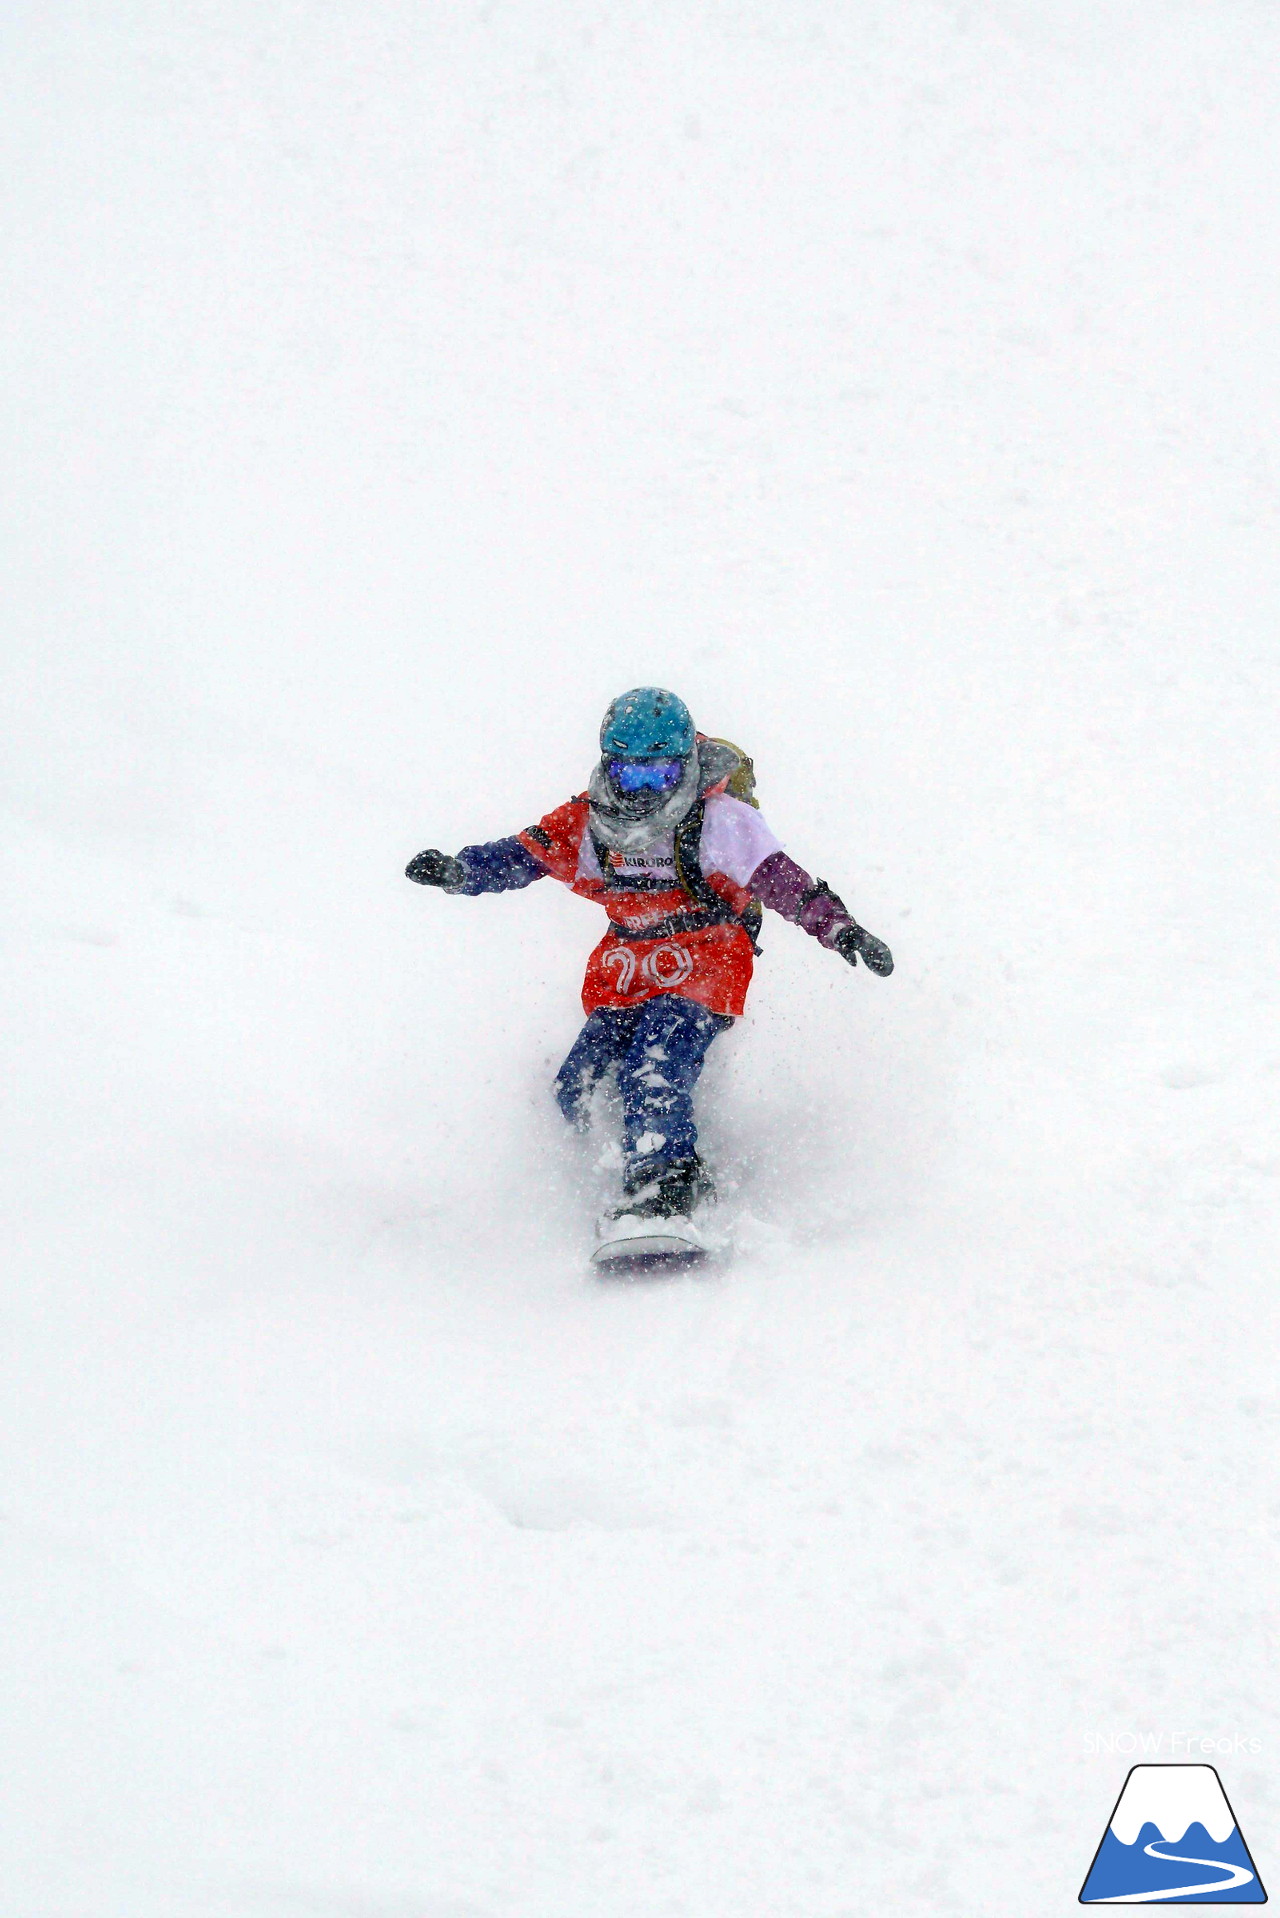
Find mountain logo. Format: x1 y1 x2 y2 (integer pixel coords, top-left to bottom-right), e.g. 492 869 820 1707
1080 1764 1266 1903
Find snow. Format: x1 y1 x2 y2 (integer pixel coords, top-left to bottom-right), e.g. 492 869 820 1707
1109 1766 1236 1847
2 3 1278 1914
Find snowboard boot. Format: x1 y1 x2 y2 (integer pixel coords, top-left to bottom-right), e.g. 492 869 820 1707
615 1153 715 1222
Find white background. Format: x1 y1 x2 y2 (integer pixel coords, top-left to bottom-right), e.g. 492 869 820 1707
2 2 1277 1912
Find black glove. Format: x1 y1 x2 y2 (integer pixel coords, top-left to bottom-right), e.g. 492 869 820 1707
405 848 464 889
834 922 894 976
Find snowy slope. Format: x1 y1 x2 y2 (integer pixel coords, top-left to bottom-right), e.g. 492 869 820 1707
2 3 1278 1913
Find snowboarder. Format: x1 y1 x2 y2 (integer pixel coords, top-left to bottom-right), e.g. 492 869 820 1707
406 687 892 1256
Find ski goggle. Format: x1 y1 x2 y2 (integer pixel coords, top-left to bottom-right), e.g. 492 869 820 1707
607 756 685 794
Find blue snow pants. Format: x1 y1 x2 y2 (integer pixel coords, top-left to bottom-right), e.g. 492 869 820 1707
554 995 732 1168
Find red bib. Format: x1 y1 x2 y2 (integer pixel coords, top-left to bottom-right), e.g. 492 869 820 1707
519 795 756 1018
581 923 754 1018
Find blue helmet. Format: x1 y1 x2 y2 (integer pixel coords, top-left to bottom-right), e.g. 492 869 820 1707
600 687 696 761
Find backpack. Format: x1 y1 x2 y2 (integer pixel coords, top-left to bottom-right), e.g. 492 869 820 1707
698 736 759 809
672 736 764 950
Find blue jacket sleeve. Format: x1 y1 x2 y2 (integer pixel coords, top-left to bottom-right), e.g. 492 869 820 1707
452 836 548 895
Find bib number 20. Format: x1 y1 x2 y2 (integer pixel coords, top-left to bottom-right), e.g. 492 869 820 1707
601 941 695 996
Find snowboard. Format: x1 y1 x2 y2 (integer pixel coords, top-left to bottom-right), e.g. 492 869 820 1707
591 1210 707 1274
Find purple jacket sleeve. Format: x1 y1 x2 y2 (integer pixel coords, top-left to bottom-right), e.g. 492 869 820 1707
451 836 548 896
751 850 856 951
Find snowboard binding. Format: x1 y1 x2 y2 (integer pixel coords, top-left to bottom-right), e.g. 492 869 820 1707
593 1154 715 1273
